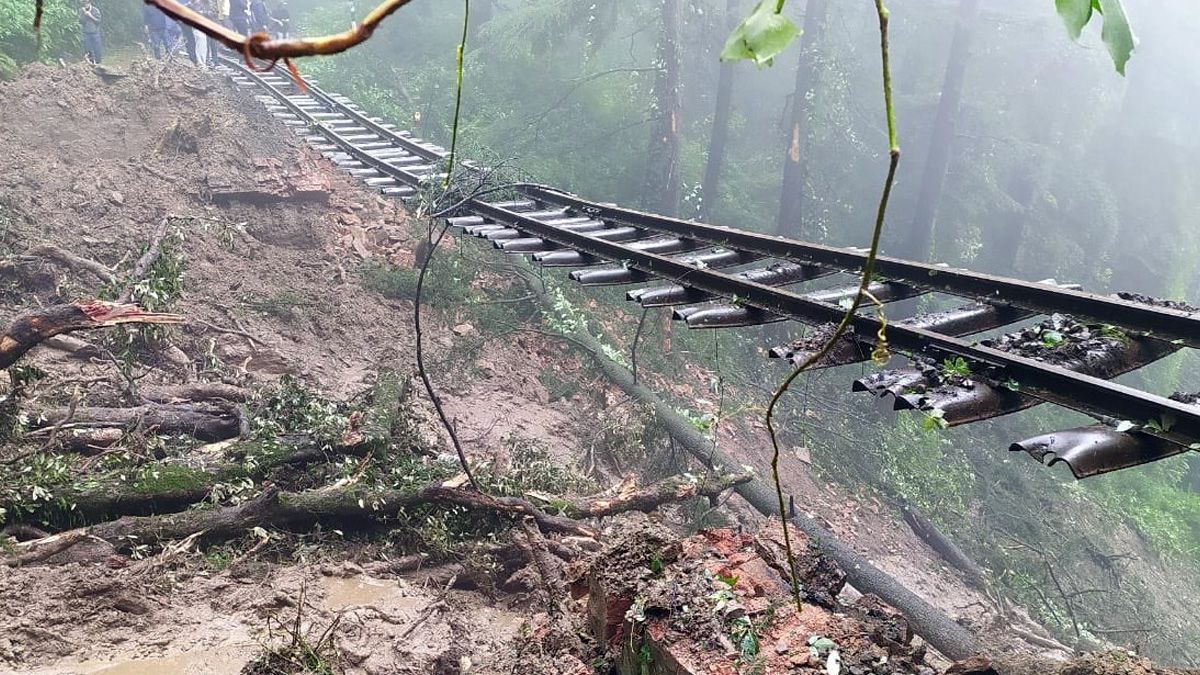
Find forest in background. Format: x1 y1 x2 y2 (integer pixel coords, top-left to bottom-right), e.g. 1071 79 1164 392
1 0 1198 665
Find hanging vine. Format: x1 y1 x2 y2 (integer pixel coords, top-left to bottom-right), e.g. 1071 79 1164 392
760 0 900 612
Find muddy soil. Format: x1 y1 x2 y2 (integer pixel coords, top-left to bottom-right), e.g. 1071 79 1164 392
0 59 616 674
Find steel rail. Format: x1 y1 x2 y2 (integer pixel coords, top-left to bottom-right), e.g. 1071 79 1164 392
520 185 1200 349
468 199 1200 442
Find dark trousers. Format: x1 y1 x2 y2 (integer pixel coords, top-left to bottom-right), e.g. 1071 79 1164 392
231 13 249 35
82 32 102 63
148 29 167 59
180 24 198 64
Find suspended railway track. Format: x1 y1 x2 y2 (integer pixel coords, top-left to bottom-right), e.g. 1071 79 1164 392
218 56 1200 479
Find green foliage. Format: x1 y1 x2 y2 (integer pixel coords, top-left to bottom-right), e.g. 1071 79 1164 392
939 356 971 380
0 452 74 524
249 375 349 450
131 463 208 494
481 435 587 498
1055 0 1135 74
1087 461 1200 559
1040 329 1066 348
880 417 974 515
0 0 73 68
720 0 799 67
248 586 341 675
359 259 420 300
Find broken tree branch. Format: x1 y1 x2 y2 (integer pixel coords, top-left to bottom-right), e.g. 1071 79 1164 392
0 302 184 370
141 0 418 64
899 501 987 589
26 245 116 285
118 217 171 304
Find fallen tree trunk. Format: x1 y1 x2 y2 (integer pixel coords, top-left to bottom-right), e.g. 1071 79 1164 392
32 402 241 442
13 375 419 522
0 302 183 370
525 277 986 661
139 382 250 404
27 470 750 552
900 501 988 589
1 436 373 522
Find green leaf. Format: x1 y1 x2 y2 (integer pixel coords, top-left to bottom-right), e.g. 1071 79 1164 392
1097 0 1135 75
1041 330 1066 348
1055 0 1135 75
1055 0 1094 40
720 0 801 67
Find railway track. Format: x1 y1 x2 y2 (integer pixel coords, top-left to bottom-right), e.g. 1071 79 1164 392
219 56 1200 479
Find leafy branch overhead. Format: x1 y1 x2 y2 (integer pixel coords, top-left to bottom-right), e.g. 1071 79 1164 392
721 0 1135 74
1056 0 1136 74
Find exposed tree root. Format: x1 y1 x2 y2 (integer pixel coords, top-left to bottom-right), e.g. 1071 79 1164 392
0 302 183 370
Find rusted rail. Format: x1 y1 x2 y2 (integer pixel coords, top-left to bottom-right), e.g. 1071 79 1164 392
219 56 1199 479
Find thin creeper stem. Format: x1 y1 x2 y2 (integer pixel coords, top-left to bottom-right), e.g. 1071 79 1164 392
444 0 470 188
414 222 481 491
764 0 900 612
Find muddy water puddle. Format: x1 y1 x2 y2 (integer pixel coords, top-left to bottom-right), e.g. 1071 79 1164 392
26 643 253 675
321 575 424 612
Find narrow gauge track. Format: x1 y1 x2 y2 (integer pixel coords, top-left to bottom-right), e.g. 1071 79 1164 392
219 56 1200 478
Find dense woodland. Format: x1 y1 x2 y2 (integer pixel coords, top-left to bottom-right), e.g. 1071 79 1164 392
1 0 1199 670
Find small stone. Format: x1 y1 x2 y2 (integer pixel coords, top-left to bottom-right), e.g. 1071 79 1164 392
774 640 790 655
452 322 475 336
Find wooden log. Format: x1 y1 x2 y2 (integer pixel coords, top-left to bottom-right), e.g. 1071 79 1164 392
0 302 183 370
900 502 988 589
3 435 374 522
139 382 250 404
32 402 240 442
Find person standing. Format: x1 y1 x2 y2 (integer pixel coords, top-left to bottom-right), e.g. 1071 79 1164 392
229 0 249 35
79 0 102 64
176 0 199 64
142 3 168 59
271 1 290 38
249 0 269 34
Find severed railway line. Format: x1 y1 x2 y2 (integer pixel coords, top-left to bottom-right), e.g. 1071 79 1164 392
218 56 1200 480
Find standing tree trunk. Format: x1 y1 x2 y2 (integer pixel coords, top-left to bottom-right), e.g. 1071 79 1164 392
897 0 981 260
643 0 683 216
774 0 831 237
983 158 1039 274
699 0 739 224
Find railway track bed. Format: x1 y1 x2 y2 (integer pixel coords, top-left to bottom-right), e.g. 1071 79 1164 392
220 57 1200 479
